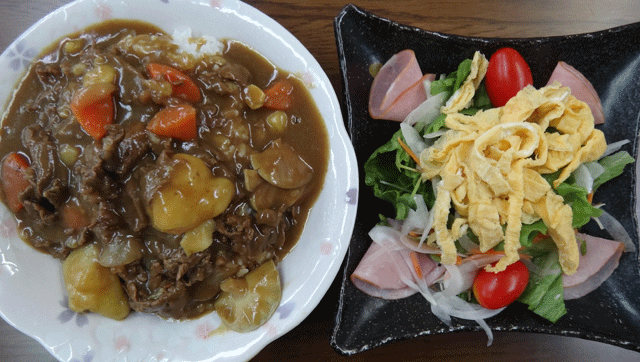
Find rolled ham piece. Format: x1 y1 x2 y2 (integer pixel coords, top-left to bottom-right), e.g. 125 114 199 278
369 49 436 122
563 232 624 300
351 226 446 300
546 61 605 124
351 243 420 300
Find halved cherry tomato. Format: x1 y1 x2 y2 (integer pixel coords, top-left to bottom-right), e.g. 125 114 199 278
485 48 533 107
472 260 529 310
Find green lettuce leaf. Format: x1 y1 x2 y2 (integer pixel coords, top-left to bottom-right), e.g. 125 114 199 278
593 150 634 192
472 83 492 109
426 60 492 137
554 181 602 228
424 114 447 134
430 58 472 98
521 237 557 259
518 249 567 323
542 172 602 229
364 129 435 219
519 220 548 248
454 59 472 90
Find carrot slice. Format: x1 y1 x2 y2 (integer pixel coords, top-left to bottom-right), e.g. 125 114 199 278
532 232 549 243
146 63 202 103
263 79 294 110
147 104 198 141
70 83 116 140
61 202 89 230
1 152 31 212
397 136 421 165
409 251 423 279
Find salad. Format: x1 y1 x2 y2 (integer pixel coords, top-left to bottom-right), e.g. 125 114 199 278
351 47 635 344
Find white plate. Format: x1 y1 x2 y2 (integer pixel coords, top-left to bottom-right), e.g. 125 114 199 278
0 0 358 361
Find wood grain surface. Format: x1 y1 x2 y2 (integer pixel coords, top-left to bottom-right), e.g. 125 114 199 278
1 1 640 361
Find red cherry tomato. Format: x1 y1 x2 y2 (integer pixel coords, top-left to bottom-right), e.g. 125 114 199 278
472 260 529 310
485 48 533 107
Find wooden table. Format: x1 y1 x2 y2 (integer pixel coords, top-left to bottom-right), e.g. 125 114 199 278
2 0 640 361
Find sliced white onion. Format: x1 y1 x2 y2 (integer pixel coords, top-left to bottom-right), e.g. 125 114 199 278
400 195 435 249
457 234 480 254
369 224 505 346
593 216 605 230
441 263 477 297
476 319 495 347
573 164 594 193
400 122 427 157
584 161 605 181
367 240 426 301
386 217 402 230
595 209 636 253
441 255 502 297
431 301 453 326
368 224 439 304
399 235 441 254
368 225 404 251
424 130 447 139
403 91 448 126
98 233 143 267
423 79 432 97
424 264 447 285
431 293 505 346
435 294 505 322
399 249 437 304
400 195 429 235
602 139 631 157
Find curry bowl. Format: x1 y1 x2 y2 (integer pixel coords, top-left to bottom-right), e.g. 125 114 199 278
0 0 357 361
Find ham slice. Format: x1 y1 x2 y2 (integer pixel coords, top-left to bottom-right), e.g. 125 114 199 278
563 232 624 300
369 49 436 122
546 61 605 124
351 243 420 300
351 226 445 300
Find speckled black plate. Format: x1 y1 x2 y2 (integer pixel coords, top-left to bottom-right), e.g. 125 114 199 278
331 4 640 355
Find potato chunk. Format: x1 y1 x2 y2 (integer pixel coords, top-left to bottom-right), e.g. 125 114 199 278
150 153 234 234
250 182 304 211
214 259 281 332
82 64 117 86
180 219 215 256
250 139 313 189
62 244 130 320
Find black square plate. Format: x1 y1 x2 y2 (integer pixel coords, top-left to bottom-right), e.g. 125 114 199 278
331 3 640 355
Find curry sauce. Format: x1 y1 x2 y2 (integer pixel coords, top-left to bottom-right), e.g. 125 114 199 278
0 19 329 321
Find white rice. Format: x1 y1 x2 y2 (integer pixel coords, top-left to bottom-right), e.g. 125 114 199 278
172 26 223 58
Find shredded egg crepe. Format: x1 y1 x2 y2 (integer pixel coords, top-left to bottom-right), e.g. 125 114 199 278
441 51 488 114
419 67 606 275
